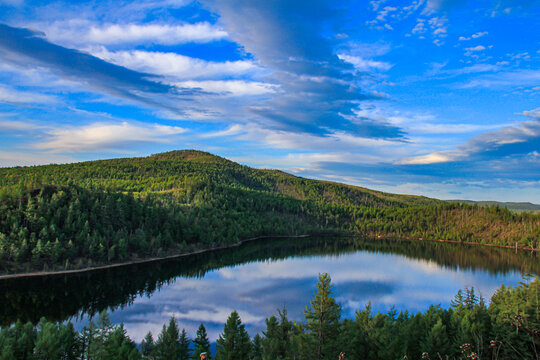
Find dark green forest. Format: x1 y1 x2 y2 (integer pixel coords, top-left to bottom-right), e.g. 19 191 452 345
1 150 538 274
1 274 538 360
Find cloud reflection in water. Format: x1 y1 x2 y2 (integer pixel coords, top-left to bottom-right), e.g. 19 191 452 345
103 251 523 342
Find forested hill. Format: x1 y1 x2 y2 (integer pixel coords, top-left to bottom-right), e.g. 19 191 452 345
0 150 538 274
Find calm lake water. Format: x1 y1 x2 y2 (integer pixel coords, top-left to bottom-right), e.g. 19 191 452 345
1 237 538 342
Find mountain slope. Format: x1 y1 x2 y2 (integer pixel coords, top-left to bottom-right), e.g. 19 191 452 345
0 150 538 274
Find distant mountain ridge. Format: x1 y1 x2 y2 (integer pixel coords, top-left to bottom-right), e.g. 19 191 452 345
446 200 540 212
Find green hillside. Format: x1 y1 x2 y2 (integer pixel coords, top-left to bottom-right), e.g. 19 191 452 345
0 150 538 274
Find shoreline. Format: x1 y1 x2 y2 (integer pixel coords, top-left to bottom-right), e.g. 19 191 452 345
0 233 537 280
0 234 310 280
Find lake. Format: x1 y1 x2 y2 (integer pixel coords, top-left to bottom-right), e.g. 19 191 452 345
1 236 538 342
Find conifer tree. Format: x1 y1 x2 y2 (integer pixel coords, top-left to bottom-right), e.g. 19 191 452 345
155 317 182 360
215 310 251 360
33 319 61 360
262 308 292 360
304 273 342 360
140 331 154 357
192 323 211 360
179 328 192 360
251 334 263 360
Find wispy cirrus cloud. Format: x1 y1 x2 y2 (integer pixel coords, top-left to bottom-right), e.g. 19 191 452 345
36 20 228 47
91 48 263 81
0 84 57 105
337 53 393 72
201 0 402 138
34 121 186 153
397 119 540 165
459 69 540 89
0 23 177 103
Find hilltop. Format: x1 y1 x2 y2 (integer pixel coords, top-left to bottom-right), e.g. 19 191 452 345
0 150 538 274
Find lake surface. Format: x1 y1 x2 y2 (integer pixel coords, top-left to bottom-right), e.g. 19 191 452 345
1 236 538 342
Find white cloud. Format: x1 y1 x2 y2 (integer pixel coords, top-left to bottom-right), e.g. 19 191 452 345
34 121 186 153
460 69 540 89
517 108 540 120
472 31 488 38
199 124 245 138
397 121 540 164
0 85 57 105
465 45 486 52
409 123 503 134
0 119 40 131
175 80 278 96
91 48 262 81
397 151 457 164
0 151 75 167
40 20 228 46
427 16 447 38
338 54 393 72
459 31 488 41
412 20 427 34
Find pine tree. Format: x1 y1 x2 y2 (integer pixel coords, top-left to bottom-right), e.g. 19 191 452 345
155 317 182 360
262 308 292 360
58 322 80 360
141 331 154 357
179 328 192 360
304 273 342 360
251 334 263 360
193 324 211 360
420 318 452 358
215 310 251 360
33 319 61 360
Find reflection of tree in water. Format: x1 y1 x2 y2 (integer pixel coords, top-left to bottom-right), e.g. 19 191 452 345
1 236 538 325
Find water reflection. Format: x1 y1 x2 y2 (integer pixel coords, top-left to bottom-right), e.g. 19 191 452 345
1 237 538 342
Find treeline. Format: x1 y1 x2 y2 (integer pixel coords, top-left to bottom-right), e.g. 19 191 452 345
0 184 322 273
0 150 538 273
1 275 538 360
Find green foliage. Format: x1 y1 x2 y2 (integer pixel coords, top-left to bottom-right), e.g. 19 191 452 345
304 273 342 360
192 323 211 360
250 334 263 360
140 331 154 357
262 308 293 360
179 328 192 360
1 150 537 274
215 310 252 360
154 317 184 360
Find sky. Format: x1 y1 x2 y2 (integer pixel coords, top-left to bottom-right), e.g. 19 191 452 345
0 0 538 202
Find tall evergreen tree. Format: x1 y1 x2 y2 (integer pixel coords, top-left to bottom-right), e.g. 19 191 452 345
304 273 342 360
33 319 61 360
251 334 263 360
140 331 154 357
420 318 452 358
215 310 251 360
179 328 192 360
262 308 292 360
154 317 182 360
192 324 211 360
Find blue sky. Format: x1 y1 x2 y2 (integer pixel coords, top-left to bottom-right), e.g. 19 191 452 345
0 0 538 202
